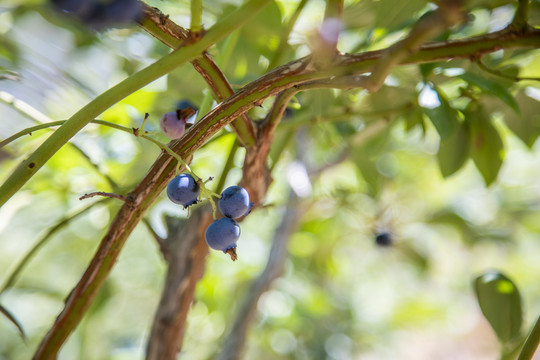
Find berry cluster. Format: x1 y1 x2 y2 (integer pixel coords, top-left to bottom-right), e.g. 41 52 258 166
51 0 142 31
205 186 253 261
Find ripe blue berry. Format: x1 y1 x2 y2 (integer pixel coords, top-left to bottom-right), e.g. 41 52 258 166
218 186 252 219
375 232 393 246
167 174 199 208
205 217 241 260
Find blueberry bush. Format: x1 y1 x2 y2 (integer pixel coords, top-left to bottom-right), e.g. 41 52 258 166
1 0 540 359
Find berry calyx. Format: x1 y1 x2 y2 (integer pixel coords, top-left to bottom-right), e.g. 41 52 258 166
218 186 252 219
205 217 241 261
166 173 199 208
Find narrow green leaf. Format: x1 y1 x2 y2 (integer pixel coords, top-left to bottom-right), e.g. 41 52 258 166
460 72 519 113
466 103 504 186
437 121 470 177
423 88 459 141
0 303 26 341
474 271 523 343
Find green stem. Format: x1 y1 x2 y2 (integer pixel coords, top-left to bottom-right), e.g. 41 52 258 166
518 316 540 360
267 0 308 70
217 30 240 69
512 0 530 31
190 0 203 33
0 118 220 212
0 94 118 190
214 139 239 194
0 0 272 209
196 90 214 122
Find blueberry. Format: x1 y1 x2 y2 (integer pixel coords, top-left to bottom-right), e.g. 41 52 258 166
160 110 187 139
218 186 252 219
375 232 393 247
205 217 241 260
166 174 199 208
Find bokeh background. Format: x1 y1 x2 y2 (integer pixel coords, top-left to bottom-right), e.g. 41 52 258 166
1 0 540 359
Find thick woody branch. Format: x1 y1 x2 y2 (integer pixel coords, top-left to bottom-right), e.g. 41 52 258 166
146 208 213 360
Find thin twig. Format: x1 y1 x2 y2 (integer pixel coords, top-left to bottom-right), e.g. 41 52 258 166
79 192 130 202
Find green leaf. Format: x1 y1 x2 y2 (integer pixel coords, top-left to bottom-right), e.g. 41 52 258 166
466 103 504 186
501 91 540 148
423 88 459 141
460 72 519 113
437 121 470 177
474 271 523 343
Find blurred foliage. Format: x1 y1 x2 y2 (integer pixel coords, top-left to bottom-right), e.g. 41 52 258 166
0 0 540 359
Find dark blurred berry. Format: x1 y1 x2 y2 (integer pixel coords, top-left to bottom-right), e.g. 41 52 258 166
176 100 198 112
375 232 393 247
51 0 142 31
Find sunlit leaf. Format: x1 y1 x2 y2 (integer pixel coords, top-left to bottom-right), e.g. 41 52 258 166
466 103 504 186
437 121 470 177
474 271 522 343
423 88 459 141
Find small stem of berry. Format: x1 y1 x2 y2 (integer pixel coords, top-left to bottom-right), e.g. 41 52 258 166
141 113 150 132
226 248 238 261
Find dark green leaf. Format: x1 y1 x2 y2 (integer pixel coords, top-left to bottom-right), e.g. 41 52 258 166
423 88 459 141
466 103 504 186
501 91 540 148
460 72 519 113
437 121 470 177
0 303 26 341
474 271 522 343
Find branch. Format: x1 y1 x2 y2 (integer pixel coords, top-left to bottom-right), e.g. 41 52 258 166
0 92 118 190
1 0 271 211
137 2 256 147
32 25 540 359
364 0 465 92
31 1 274 357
